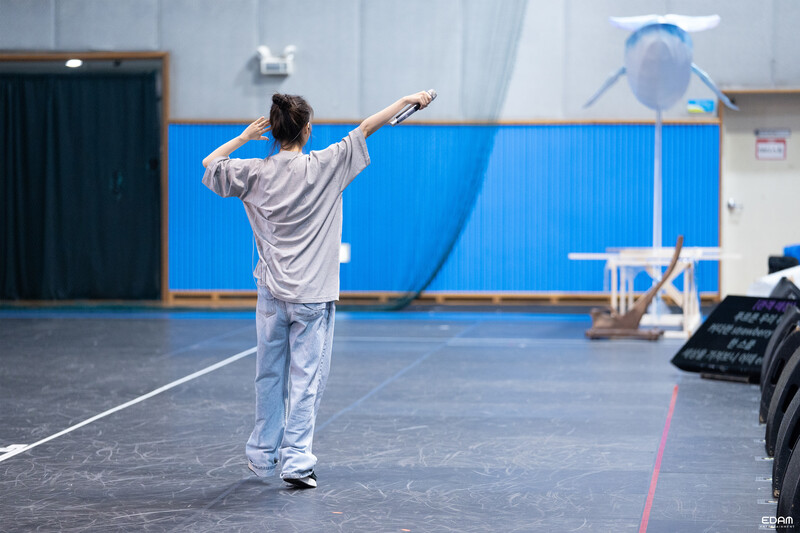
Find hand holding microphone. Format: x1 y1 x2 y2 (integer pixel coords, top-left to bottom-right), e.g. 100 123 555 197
390 90 437 126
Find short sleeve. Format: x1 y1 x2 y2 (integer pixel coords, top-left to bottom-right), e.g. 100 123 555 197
202 157 261 199
311 128 370 192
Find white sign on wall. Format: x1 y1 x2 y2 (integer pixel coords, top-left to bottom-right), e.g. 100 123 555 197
339 242 351 264
756 139 787 161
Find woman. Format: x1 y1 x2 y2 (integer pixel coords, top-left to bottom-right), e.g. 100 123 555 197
201 90 432 488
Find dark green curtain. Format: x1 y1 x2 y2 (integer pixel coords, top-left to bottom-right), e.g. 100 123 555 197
1 72 161 299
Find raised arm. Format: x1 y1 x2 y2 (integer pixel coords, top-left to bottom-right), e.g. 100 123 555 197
202 117 269 168
359 91 433 138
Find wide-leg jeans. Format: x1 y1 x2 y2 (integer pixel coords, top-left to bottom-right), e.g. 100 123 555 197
245 284 334 479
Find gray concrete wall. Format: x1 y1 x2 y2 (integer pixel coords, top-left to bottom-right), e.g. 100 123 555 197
1 0 798 120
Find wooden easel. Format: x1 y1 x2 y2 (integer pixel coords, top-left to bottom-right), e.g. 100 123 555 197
586 235 684 340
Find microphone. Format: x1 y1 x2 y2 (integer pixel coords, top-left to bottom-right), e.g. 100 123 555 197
389 89 437 126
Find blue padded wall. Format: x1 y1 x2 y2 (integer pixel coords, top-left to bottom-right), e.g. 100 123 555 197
427 124 720 293
168 123 719 293
169 124 267 290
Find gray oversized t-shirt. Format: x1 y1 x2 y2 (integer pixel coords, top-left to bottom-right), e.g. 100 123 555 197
202 127 370 303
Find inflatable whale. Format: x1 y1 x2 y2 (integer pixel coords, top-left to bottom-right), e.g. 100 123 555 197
585 14 738 111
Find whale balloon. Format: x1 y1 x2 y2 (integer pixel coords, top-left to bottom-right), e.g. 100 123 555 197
585 14 738 111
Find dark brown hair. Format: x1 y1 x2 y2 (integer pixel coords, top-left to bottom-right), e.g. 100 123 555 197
269 93 313 151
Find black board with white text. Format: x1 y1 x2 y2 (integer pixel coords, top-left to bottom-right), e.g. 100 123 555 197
671 296 798 382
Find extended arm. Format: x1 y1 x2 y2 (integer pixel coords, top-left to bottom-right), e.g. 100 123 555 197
359 91 433 138
202 117 269 168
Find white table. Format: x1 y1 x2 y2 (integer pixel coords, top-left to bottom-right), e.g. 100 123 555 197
569 247 733 337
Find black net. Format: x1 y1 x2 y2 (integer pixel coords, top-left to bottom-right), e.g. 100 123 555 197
341 0 528 310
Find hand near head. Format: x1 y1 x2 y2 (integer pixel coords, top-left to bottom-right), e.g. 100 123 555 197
203 116 269 167
405 91 433 109
240 116 269 142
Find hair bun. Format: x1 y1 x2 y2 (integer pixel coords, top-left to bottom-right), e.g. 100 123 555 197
267 93 312 150
272 93 289 109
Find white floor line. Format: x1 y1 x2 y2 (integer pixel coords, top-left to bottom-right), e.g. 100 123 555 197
0 346 257 464
0 444 27 453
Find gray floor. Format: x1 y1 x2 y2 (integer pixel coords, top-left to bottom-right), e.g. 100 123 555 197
0 309 774 532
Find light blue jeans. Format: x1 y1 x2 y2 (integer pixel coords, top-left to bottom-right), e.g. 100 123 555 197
246 284 335 479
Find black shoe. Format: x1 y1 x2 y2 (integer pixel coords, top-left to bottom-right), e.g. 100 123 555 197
284 471 317 489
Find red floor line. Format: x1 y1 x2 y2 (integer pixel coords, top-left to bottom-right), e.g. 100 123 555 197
639 384 679 533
